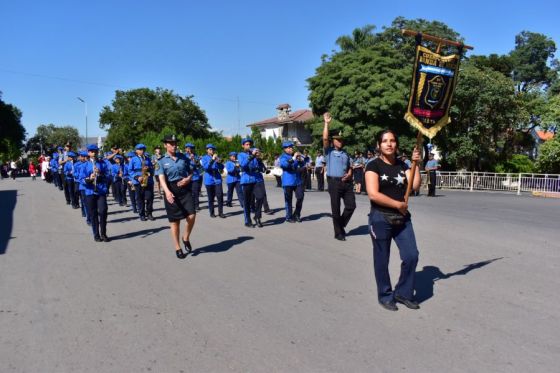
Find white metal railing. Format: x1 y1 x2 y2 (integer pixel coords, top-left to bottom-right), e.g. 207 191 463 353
420 171 560 195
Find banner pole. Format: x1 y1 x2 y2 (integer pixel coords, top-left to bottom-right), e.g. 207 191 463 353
405 131 423 204
401 29 473 50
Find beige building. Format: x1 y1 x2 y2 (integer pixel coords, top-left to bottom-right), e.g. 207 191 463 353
248 104 314 145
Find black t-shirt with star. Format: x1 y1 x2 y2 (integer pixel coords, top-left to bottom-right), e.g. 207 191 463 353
365 157 409 213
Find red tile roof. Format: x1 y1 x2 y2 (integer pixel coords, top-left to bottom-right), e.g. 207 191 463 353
536 130 555 141
250 109 314 127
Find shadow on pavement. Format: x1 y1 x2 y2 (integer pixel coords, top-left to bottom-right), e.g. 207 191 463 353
302 212 331 222
346 224 369 236
190 236 254 256
415 257 504 303
110 226 170 241
0 190 17 255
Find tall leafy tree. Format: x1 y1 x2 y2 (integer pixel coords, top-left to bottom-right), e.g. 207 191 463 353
0 92 26 161
99 88 212 148
307 17 465 154
27 124 81 153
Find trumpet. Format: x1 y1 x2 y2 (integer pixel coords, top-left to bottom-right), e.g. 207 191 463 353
91 158 98 192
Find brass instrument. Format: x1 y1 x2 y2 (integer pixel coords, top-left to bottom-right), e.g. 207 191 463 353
141 155 150 188
91 158 98 192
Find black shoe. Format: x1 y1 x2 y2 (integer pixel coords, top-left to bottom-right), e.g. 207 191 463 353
196 207 201 211
94 236 102 242
286 218 295 223
244 222 254 228
219 214 226 218
100 235 110 242
147 214 155 221
140 216 147 221
182 239 192 254
295 215 302 223
226 203 233 207
176 249 187 259
133 210 138 214
334 234 346 241
394 295 420 310
265 210 274 215
210 214 216 218
255 218 263 228
379 301 398 311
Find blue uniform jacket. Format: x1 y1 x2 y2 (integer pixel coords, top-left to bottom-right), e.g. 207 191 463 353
201 154 224 185
238 151 261 185
225 160 241 184
63 161 75 180
189 154 202 181
280 153 304 186
76 161 87 191
130 155 154 186
255 159 267 183
79 159 109 196
111 163 123 182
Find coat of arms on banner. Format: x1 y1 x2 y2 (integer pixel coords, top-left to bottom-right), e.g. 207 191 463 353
404 45 461 139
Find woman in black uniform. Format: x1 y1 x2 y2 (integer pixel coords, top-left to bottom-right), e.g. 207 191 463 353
156 135 197 259
364 130 421 311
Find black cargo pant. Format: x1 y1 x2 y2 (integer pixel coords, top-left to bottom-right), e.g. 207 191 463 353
327 176 356 237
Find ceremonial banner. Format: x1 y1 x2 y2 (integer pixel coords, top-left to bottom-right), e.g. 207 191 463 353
404 45 461 139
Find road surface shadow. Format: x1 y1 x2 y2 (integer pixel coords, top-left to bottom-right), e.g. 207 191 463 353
110 226 170 241
346 224 369 236
0 190 17 255
190 236 254 256
415 257 504 303
302 212 331 222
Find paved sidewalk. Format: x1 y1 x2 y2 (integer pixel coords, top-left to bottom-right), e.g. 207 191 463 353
1 178 559 372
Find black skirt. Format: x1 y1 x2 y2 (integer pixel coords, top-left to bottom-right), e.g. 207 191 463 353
164 180 195 222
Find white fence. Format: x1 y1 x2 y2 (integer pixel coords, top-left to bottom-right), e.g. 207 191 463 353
421 171 560 195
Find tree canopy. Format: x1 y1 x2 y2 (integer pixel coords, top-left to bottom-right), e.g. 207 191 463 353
99 88 212 149
0 92 26 161
26 124 81 154
306 17 559 171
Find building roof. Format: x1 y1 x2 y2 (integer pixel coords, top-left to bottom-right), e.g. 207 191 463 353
535 130 555 141
249 109 314 127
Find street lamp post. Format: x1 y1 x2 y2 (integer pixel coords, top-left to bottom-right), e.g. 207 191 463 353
77 97 88 146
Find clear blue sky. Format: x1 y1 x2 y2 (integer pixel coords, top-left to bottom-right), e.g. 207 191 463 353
1 0 559 140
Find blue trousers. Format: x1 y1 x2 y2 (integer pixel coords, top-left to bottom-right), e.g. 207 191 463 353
135 183 154 217
205 183 224 216
80 190 89 222
86 194 108 239
191 180 201 209
369 209 419 303
283 184 304 220
226 181 243 207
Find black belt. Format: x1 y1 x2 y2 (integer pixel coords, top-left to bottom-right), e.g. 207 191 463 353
327 176 343 180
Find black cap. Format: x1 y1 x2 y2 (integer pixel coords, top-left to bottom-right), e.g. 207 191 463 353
162 134 178 143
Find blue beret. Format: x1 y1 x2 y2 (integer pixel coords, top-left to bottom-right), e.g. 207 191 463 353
241 137 253 145
126 151 135 157
87 144 99 152
78 151 88 157
206 143 216 150
229 151 237 156
135 144 146 150
184 143 195 148
52 152 59 158
114 155 123 160
282 141 294 148
67 151 76 157
57 146 63 150
250 147 260 153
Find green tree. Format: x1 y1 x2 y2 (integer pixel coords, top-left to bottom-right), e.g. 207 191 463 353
535 135 560 173
307 17 466 155
27 124 81 153
438 63 523 170
99 88 212 149
0 93 26 161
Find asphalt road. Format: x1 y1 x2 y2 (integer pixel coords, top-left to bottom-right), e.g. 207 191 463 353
1 177 559 372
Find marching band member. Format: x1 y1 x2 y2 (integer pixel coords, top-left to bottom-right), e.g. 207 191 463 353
111 155 125 206
76 150 90 224
124 151 137 213
280 141 305 223
156 134 197 259
200 144 226 218
130 144 155 221
63 151 79 208
238 138 259 227
225 152 243 208
184 143 202 211
80 144 110 242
